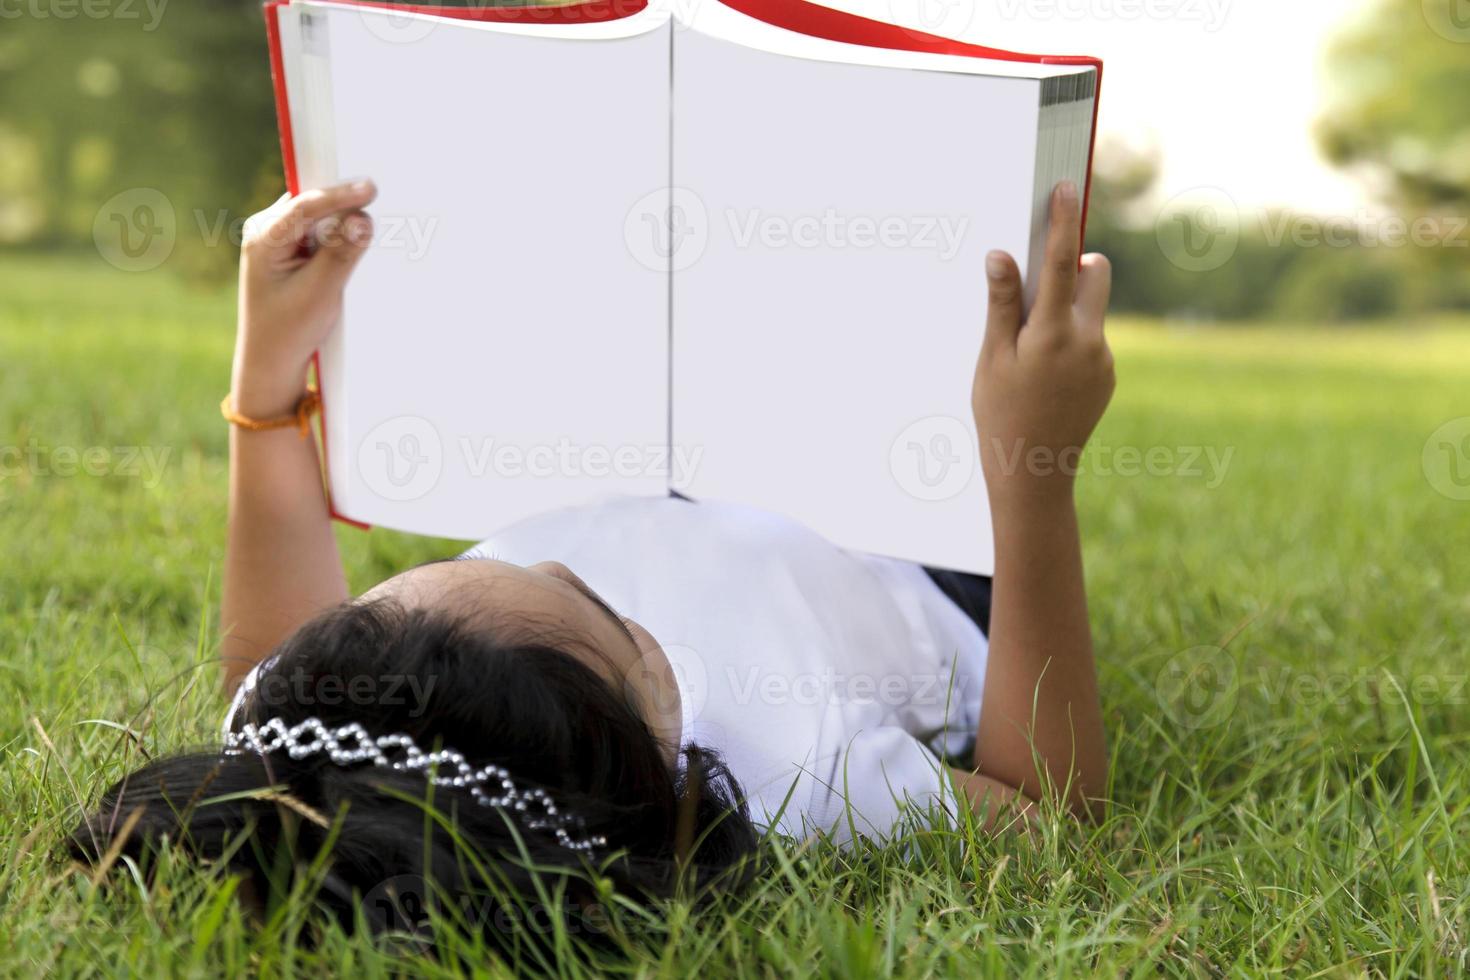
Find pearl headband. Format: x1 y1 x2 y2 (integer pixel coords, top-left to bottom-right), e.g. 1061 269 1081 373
222 715 607 854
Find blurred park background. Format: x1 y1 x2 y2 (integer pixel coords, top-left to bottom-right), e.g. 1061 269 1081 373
3 3 1469 970
0 0 1466 320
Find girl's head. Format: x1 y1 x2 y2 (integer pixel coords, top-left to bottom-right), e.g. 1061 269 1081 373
70 557 758 944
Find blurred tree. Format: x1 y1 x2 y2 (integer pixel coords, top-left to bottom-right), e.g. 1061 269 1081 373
1318 0 1470 210
1085 135 1161 232
0 0 279 274
0 0 532 273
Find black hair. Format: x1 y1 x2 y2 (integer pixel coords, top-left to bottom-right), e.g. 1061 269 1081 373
69 597 759 949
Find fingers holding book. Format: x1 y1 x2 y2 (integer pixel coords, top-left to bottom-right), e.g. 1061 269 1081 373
1034 180 1083 324
244 179 378 269
233 179 380 411
980 180 1106 354
981 249 1025 354
972 180 1115 500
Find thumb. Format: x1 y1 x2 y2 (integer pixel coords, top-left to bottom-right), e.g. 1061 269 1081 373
982 250 1023 353
307 211 373 289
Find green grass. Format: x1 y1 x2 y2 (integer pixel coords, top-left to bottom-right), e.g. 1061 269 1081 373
3 254 1469 975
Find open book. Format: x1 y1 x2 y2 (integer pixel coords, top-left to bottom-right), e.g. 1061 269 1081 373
264 0 1100 575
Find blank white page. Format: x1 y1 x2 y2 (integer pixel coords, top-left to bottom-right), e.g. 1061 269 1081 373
284 4 672 539
672 30 1050 574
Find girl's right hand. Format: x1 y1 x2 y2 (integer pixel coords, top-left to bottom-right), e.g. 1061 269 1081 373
231 179 377 416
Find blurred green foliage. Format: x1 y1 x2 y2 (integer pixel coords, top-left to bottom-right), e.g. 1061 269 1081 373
1088 199 1469 323
0 0 282 278
0 0 525 279
1318 0 1470 210
1087 0 1470 322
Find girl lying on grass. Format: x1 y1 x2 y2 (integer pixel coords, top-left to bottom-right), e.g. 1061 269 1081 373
72 177 1115 943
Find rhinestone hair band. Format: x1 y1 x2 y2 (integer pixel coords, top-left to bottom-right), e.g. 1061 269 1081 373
223 716 607 854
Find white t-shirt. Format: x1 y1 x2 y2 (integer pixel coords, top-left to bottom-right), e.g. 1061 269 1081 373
469 496 988 844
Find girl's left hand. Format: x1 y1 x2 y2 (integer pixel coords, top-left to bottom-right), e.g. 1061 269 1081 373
971 180 1113 504
231 179 377 416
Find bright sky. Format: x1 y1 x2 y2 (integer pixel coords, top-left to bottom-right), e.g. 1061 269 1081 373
839 0 1384 214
